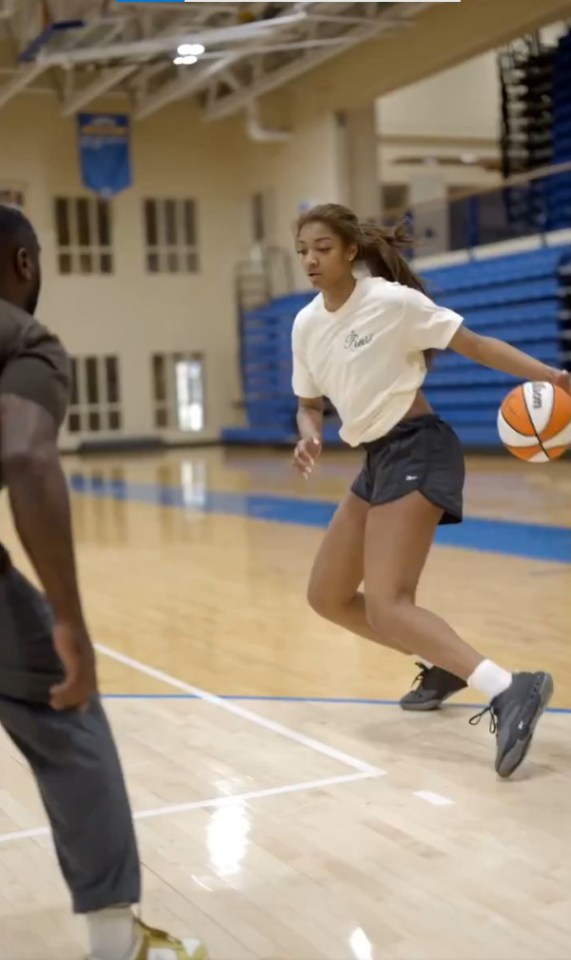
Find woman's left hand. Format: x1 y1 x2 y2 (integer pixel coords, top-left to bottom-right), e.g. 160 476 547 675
550 369 571 394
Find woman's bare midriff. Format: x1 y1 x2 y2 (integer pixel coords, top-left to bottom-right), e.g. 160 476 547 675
400 390 433 422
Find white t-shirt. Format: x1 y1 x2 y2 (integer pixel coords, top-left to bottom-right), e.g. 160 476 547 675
291 276 463 447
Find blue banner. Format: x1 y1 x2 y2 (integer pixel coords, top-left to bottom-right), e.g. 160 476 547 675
77 113 132 197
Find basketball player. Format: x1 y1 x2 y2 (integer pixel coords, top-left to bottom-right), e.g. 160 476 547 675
292 203 569 778
0 204 207 960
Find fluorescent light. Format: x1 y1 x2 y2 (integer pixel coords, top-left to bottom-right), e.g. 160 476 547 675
173 55 198 66
177 43 205 56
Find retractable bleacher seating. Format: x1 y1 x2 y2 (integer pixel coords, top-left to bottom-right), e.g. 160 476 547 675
223 246 570 449
549 29 571 230
498 42 554 235
227 291 311 445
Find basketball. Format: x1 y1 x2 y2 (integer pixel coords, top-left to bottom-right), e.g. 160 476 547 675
497 381 571 462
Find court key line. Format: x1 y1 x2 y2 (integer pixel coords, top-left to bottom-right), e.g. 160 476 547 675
94 644 456 810
96 642 382 776
0 771 380 847
96 644 457 809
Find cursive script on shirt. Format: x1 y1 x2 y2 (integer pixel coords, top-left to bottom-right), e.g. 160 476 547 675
344 330 373 350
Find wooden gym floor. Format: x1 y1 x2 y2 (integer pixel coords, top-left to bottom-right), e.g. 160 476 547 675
1 447 570 960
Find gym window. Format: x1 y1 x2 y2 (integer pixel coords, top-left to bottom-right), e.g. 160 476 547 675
151 352 205 431
143 199 199 273
54 197 113 275
67 355 122 434
0 185 25 208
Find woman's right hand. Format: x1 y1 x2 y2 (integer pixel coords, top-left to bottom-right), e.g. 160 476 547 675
292 436 322 479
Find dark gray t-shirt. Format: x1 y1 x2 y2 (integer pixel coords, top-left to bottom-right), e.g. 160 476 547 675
0 300 70 699
0 297 70 426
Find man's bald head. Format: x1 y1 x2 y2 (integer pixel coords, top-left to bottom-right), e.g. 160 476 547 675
0 204 41 315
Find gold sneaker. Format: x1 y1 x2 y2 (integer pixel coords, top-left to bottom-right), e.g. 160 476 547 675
133 920 208 960
89 919 208 960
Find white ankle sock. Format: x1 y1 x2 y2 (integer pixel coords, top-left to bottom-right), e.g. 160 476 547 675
86 907 139 960
467 659 512 701
416 658 433 669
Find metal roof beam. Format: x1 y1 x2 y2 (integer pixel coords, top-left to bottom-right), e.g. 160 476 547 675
135 51 240 120
35 12 308 68
205 21 390 121
61 64 135 116
0 61 46 111
205 3 433 121
134 8 309 120
60 11 193 116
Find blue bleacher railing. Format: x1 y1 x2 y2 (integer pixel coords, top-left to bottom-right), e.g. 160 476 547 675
405 159 571 258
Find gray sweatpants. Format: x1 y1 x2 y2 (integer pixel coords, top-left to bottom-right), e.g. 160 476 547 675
0 548 141 914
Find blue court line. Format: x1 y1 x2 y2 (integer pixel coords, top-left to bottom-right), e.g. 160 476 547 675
69 474 571 564
102 692 571 714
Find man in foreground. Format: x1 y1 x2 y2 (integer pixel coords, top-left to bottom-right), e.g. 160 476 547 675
0 203 207 960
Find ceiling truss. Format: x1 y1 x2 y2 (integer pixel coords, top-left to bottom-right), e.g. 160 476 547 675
0 2 433 124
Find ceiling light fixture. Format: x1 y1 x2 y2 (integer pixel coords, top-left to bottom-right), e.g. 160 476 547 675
173 55 198 66
177 43 205 57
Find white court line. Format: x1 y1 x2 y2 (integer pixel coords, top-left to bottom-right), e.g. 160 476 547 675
0 770 380 847
96 642 382 776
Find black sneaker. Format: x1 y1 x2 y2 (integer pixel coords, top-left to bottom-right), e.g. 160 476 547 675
400 662 468 711
469 671 553 778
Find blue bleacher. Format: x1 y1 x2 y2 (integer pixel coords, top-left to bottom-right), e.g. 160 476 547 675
549 30 571 229
423 246 569 445
222 244 570 449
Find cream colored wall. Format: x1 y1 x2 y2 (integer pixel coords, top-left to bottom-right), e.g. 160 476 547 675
386 16 568 142
376 30 569 193
0 96 252 447
378 52 501 142
377 50 501 195
236 111 345 288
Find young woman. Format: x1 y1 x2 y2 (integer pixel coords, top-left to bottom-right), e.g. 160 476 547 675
291 203 569 779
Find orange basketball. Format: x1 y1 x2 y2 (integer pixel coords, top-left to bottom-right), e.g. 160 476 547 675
497 381 571 462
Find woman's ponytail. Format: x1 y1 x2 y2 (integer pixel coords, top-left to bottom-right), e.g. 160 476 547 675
357 221 427 294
